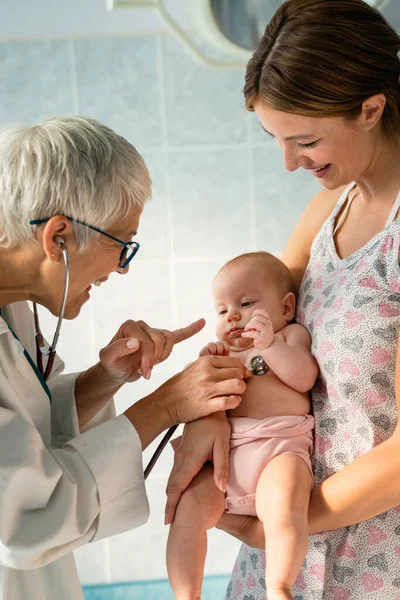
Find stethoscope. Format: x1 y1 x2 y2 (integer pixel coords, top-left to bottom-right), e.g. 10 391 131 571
31 238 270 478
33 236 69 381
144 354 269 479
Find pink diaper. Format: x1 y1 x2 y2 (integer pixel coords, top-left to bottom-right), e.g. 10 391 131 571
225 414 314 516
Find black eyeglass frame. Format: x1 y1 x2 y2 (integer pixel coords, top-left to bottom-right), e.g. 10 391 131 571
29 216 140 269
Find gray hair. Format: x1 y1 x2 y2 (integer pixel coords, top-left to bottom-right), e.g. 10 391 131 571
0 115 152 250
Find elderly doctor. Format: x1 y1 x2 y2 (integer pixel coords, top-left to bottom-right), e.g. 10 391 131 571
0 116 249 600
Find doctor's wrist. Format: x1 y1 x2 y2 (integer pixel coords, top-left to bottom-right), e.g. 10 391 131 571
124 387 172 450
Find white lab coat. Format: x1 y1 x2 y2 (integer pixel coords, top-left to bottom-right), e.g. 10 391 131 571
0 302 150 599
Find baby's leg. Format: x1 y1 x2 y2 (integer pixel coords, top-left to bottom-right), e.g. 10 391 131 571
167 462 225 600
255 453 313 600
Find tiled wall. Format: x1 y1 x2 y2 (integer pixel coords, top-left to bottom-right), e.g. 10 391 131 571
0 32 319 585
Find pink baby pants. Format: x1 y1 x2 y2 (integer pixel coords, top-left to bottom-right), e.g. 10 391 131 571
225 414 314 516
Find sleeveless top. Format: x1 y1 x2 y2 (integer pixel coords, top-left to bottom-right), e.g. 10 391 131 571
225 185 400 600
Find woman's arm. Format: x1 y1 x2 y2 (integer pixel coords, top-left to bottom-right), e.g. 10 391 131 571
309 352 400 532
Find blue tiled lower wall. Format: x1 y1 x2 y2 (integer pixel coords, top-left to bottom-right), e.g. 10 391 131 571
83 575 230 599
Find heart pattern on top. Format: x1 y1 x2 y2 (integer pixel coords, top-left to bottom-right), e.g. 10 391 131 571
226 201 400 600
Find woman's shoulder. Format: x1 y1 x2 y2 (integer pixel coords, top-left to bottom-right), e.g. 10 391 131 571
303 185 348 226
282 186 347 290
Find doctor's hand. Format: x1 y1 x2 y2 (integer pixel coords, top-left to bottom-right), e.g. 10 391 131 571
98 318 206 384
125 354 251 451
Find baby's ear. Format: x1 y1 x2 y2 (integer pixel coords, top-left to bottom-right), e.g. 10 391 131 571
281 292 296 322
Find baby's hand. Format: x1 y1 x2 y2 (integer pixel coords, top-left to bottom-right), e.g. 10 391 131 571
199 341 230 357
242 309 275 350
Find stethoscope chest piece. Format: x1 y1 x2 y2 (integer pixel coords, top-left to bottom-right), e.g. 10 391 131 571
250 355 268 376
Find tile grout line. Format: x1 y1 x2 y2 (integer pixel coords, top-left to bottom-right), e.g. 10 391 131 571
247 115 258 250
155 35 180 336
68 38 80 114
138 141 273 153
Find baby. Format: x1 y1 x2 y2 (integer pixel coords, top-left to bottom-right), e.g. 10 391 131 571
167 252 318 600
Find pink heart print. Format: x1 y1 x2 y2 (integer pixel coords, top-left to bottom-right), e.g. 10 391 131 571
294 572 307 590
329 586 352 600
315 313 324 327
312 299 322 313
339 358 360 376
336 540 357 558
320 340 335 357
367 526 389 546
362 572 384 592
236 580 244 595
371 347 391 364
379 302 400 318
327 385 339 399
246 572 256 589
382 235 394 254
365 389 387 406
315 434 333 454
359 276 380 290
313 276 323 289
355 258 368 273
395 546 400 556
332 297 344 313
344 312 365 328
310 563 325 582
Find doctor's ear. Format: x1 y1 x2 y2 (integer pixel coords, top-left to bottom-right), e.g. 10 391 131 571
40 217 71 261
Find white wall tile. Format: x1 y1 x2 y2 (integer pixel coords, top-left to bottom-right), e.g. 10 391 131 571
168 148 252 258
0 40 74 125
74 539 110 585
161 35 247 147
74 37 163 149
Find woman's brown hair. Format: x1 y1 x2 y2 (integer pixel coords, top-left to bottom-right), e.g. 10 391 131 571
244 0 400 138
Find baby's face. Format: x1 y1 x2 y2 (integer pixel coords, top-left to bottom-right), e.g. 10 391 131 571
212 262 290 351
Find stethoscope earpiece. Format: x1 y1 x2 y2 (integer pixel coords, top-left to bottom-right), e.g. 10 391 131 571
55 236 65 248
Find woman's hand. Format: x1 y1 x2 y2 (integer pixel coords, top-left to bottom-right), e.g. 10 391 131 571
99 318 206 384
216 512 265 550
165 411 232 525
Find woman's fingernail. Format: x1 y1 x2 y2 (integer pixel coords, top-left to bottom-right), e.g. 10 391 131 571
127 338 139 349
218 478 227 493
144 368 152 380
164 514 170 525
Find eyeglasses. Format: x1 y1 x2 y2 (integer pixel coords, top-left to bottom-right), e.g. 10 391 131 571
29 216 140 270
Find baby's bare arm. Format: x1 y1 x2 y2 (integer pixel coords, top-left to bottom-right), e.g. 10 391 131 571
260 324 318 393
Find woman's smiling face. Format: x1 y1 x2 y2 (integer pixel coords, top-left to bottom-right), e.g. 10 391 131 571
253 101 380 190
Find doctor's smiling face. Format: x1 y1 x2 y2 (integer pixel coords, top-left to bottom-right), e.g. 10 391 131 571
39 209 142 320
